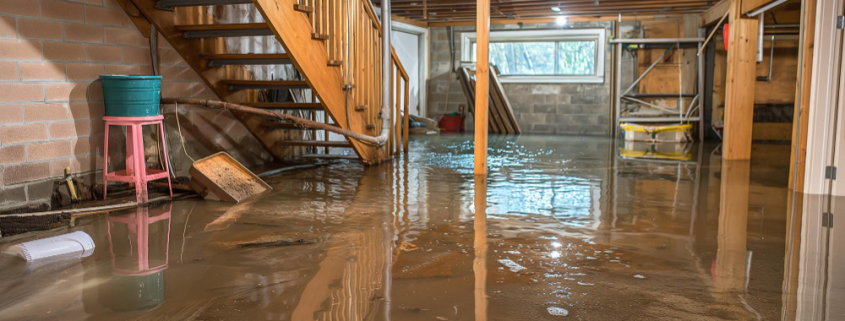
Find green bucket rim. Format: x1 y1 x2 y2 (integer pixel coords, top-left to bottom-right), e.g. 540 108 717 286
99 75 162 80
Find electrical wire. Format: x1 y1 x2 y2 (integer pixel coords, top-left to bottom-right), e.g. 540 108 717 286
174 102 197 163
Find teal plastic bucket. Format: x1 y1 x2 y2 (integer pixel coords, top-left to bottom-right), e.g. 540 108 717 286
100 75 162 117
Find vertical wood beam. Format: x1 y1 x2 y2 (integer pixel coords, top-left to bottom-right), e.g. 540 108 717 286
716 160 750 294
788 0 817 192
723 0 759 160
474 0 490 175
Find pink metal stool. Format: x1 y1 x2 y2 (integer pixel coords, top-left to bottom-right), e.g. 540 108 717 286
103 115 172 203
106 204 172 276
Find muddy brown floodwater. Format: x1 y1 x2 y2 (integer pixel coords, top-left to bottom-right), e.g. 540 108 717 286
0 135 841 320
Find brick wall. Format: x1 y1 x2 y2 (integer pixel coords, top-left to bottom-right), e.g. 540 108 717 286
428 22 618 136
0 0 272 211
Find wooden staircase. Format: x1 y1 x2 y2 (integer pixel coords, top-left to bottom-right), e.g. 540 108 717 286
120 0 410 164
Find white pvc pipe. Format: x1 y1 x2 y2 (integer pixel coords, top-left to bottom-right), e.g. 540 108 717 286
9 231 95 261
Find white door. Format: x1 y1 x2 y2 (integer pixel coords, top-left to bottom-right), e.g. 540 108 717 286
393 30 423 117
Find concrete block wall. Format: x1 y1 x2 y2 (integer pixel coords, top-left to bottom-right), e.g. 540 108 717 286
428 22 615 136
0 0 272 212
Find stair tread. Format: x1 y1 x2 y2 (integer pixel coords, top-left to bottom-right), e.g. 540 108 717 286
222 80 306 85
262 121 339 128
244 102 322 109
175 23 269 31
277 140 351 147
201 53 290 59
156 0 253 8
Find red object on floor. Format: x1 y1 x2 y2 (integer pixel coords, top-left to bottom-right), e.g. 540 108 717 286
103 115 173 204
439 114 466 132
723 23 730 51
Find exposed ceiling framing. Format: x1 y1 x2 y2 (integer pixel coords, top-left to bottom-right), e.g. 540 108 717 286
372 0 720 23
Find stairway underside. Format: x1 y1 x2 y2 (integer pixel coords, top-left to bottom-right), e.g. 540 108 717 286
124 0 394 164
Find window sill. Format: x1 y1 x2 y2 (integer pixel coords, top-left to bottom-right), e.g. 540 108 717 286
498 76 604 84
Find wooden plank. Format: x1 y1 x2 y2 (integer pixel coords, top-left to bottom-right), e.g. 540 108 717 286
789 0 816 192
243 102 323 109
490 68 521 134
700 0 729 27
469 76 500 133
200 53 291 60
173 23 268 31
488 74 513 134
276 140 351 147
722 0 759 160
741 0 775 15
475 0 489 175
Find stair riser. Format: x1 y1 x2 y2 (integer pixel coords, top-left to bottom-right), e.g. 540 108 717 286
208 58 293 67
228 84 310 91
182 29 273 39
155 0 252 10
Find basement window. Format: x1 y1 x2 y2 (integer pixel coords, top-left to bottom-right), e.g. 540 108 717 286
461 29 606 84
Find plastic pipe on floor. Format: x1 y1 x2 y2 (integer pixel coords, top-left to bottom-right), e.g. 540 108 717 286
8 231 95 261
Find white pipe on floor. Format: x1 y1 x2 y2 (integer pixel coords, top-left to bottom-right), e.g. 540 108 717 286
8 231 95 261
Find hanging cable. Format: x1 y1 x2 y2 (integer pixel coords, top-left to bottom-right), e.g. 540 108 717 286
174 102 197 163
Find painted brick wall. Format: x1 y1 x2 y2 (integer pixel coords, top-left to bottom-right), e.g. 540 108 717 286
0 0 272 211
428 22 619 136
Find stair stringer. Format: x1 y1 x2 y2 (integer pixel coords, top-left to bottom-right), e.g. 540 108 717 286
125 0 306 160
250 0 387 164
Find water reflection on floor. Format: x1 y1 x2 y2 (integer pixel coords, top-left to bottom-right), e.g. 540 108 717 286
0 134 836 320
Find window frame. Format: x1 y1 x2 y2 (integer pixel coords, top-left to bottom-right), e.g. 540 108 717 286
461 28 607 84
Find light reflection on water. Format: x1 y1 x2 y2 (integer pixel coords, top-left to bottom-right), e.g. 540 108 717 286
0 134 835 320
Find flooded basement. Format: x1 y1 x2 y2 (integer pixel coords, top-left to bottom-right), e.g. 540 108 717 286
0 135 838 320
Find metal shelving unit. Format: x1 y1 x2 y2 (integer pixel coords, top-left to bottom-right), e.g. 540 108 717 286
611 37 706 142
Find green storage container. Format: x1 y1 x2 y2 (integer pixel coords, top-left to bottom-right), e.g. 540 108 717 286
100 75 162 117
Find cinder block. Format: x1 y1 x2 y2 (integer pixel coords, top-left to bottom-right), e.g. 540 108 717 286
18 18 64 40
0 0 40 17
49 120 91 139
0 145 26 165
24 103 70 122
44 42 86 61
26 180 56 203
85 44 123 62
84 6 133 28
4 162 50 185
0 186 28 207
533 104 556 114
66 63 105 81
65 23 104 43
0 39 43 60
0 105 23 124
42 0 85 22
27 140 72 161
20 62 66 81
0 83 44 102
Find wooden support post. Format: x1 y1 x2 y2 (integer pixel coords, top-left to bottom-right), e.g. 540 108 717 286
789 0 817 192
716 160 750 294
722 0 759 160
474 0 490 175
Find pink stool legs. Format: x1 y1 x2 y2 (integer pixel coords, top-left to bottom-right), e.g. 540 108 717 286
103 115 173 204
